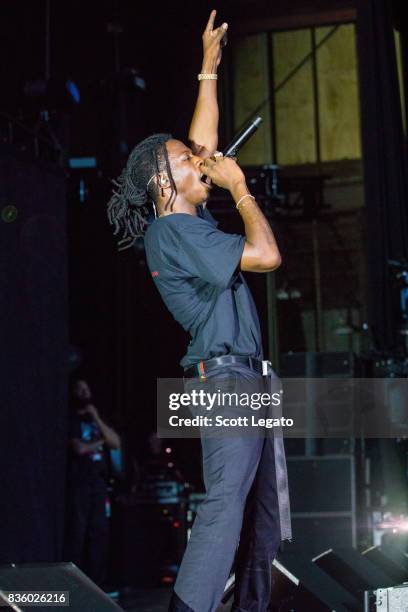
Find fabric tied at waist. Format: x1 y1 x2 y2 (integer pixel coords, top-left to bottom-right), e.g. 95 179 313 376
266 364 292 542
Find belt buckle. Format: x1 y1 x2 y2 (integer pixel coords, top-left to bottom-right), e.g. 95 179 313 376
262 359 271 376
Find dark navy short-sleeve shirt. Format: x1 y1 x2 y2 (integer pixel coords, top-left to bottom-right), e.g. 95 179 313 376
144 208 263 368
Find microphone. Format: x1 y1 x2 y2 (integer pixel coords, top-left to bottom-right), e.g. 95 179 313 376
223 116 263 157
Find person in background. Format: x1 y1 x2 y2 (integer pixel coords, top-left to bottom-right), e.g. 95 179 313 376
64 377 121 587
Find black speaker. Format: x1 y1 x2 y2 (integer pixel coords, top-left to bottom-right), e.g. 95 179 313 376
218 553 360 612
288 456 355 513
280 352 357 454
274 552 361 612
0 144 68 562
280 352 357 378
286 456 357 554
362 545 408 583
0 563 121 611
313 548 395 601
289 516 357 558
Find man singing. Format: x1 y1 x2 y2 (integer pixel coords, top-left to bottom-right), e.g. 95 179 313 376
108 10 291 612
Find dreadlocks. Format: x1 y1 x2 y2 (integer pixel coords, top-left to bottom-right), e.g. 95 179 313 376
107 133 176 250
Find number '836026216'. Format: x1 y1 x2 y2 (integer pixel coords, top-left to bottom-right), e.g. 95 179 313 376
5 591 69 606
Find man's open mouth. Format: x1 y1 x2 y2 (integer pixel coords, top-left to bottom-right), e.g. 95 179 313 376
202 177 212 188
200 172 212 187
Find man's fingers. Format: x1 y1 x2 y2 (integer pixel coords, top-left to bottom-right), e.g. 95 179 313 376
201 167 213 177
205 9 216 33
209 23 228 46
201 158 217 175
203 157 216 169
212 23 228 41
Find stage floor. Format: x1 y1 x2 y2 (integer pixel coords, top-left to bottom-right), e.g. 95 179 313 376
119 587 171 611
118 588 231 611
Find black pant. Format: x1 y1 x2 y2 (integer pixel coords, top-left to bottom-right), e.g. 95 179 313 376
64 475 109 587
232 433 281 611
172 364 283 612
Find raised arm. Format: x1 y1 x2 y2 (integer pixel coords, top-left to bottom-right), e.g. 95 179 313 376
188 10 228 158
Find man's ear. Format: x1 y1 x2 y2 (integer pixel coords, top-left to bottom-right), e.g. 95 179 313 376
158 171 170 187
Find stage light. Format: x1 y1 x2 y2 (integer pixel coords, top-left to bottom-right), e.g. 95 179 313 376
126 69 146 91
161 576 174 584
276 285 301 300
101 67 147 93
289 288 301 299
1 205 18 224
333 322 367 335
333 323 354 335
23 78 81 109
372 511 408 545
276 288 289 300
65 80 80 104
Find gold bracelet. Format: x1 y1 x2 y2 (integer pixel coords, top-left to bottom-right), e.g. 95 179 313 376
236 194 255 211
198 73 218 81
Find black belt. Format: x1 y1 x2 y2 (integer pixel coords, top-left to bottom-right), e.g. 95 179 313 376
183 355 265 380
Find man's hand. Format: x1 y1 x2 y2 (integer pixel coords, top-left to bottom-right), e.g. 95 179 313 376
79 403 98 420
202 156 282 273
201 156 246 193
202 10 228 69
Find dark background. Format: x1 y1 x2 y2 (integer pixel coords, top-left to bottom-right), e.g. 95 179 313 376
1 0 407 571
2 0 288 457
